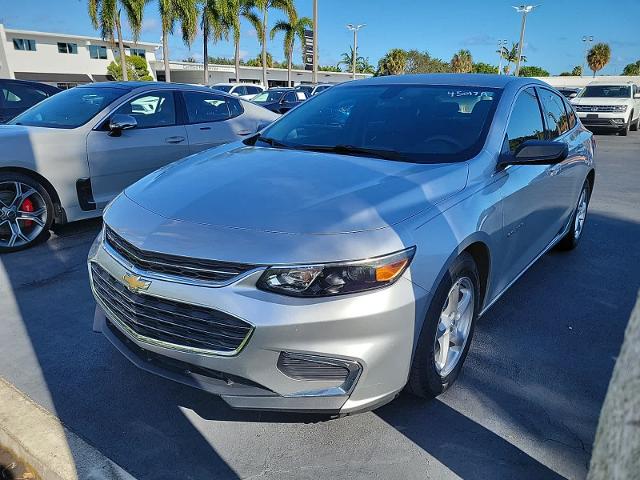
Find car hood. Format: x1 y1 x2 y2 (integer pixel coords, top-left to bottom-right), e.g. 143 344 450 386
572 97 631 106
0 125 76 162
124 145 468 235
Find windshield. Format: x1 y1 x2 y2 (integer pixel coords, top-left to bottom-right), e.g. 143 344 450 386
253 91 285 103
259 84 501 163
581 85 631 98
9 87 126 128
211 85 233 93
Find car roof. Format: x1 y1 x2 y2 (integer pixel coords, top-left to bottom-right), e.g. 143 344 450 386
80 81 219 93
352 73 542 89
0 78 61 91
586 81 635 86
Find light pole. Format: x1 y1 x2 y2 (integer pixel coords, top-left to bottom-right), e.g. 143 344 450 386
513 4 539 76
312 0 318 84
346 23 366 80
582 35 593 76
497 39 507 75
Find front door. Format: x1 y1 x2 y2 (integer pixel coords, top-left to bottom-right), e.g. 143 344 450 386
86 90 189 208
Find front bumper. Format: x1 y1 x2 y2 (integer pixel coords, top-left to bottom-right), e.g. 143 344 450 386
88 230 429 414
577 112 628 129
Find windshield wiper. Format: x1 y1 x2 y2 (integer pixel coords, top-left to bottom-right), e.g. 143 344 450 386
243 133 290 148
293 144 404 161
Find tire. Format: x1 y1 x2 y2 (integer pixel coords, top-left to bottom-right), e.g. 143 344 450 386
556 180 591 251
619 119 630 136
631 113 639 131
407 252 480 399
0 173 53 253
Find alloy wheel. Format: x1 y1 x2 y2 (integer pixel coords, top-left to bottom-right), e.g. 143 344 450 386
0 181 47 249
574 187 588 239
434 277 475 377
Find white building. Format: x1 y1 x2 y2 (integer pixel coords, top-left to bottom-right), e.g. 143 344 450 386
0 24 160 88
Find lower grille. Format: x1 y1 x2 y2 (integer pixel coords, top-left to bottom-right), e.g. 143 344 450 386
277 352 359 383
91 263 253 354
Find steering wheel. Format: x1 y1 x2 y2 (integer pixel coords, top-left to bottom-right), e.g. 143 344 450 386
422 135 466 151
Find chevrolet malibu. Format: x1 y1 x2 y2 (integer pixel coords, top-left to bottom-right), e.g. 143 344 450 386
88 74 595 414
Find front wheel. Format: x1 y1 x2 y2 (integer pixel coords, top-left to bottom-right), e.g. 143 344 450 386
0 173 53 253
557 181 590 251
630 113 639 131
407 252 480 399
619 119 630 136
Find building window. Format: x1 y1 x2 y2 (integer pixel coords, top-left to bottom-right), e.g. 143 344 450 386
13 38 37 51
89 45 108 59
129 48 146 58
58 42 78 54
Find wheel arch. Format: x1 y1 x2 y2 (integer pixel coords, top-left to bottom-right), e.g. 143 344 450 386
586 169 596 197
0 166 67 224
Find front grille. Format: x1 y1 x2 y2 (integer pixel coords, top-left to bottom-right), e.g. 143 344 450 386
91 263 253 354
104 226 257 283
576 105 624 113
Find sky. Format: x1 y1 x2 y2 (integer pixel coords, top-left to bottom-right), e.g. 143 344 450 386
1 0 639 75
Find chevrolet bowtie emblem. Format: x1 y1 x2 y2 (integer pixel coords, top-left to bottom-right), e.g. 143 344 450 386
122 273 151 293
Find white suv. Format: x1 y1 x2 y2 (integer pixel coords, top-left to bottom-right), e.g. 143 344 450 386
571 82 640 136
210 83 265 100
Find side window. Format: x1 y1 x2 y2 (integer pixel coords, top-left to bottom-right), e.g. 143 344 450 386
564 98 577 130
182 91 243 124
506 87 545 152
234 86 248 96
539 88 570 139
284 92 298 103
113 91 176 129
2 84 48 107
248 86 261 95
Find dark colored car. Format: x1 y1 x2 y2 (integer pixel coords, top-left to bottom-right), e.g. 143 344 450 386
0 79 60 123
251 88 306 114
294 84 314 97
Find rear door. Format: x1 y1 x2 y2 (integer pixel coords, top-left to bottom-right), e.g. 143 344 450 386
180 90 255 153
86 90 189 207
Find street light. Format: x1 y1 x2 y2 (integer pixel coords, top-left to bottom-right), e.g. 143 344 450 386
497 39 508 75
582 35 594 76
513 4 539 76
346 23 366 80
312 0 318 84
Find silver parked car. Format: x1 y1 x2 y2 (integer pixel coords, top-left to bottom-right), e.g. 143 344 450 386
88 74 595 414
0 82 277 252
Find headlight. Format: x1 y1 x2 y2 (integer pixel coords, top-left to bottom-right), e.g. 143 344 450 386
612 105 628 112
257 247 416 297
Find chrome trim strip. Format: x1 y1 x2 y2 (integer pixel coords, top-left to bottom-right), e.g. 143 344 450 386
102 239 263 288
89 261 254 357
479 213 573 317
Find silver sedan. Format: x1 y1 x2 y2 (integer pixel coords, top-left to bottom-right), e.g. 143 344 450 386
89 74 595 414
0 82 278 252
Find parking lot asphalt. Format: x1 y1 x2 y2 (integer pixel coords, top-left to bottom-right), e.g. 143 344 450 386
1 132 639 480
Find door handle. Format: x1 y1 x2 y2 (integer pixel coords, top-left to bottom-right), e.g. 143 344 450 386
199 126 211 130
165 136 185 144
237 130 253 136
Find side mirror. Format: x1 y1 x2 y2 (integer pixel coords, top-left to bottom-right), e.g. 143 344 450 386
569 92 578 98
499 140 568 167
232 92 240 96
634 93 640 99
108 114 137 136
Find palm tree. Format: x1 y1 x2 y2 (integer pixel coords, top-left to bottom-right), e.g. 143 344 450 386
158 0 198 82
376 49 407 76
337 46 374 74
271 15 311 86
451 49 473 73
201 0 232 84
499 42 526 75
227 0 260 82
587 43 611 78
88 0 145 82
252 0 295 87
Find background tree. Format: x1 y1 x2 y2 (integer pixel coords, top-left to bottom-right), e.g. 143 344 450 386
318 64 341 72
376 48 407 76
253 0 295 87
228 0 260 82
622 60 640 76
201 0 233 85
587 43 611 77
89 0 145 82
499 42 526 75
404 50 450 73
472 62 498 74
519 65 549 77
271 14 311 86
337 46 375 74
107 54 154 80
158 0 198 82
559 71 572 76
572 65 583 76
245 51 273 67
450 49 473 73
